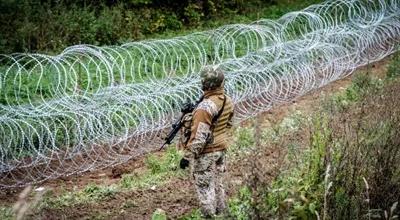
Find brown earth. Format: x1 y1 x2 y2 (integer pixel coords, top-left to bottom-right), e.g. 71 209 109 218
0 57 392 219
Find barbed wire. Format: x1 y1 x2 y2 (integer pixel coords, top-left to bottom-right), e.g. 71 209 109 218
0 0 399 188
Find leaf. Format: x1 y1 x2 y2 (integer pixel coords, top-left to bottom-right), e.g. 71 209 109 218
391 202 398 215
151 208 167 220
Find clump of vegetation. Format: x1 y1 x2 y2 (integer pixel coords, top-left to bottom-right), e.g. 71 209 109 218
229 58 400 219
41 184 118 209
329 73 383 111
387 53 400 79
0 0 323 54
120 147 184 189
229 127 256 154
145 147 182 174
39 147 183 210
151 208 167 220
228 186 254 220
0 207 13 220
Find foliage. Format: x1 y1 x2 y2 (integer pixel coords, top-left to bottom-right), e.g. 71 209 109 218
329 73 384 111
121 147 184 189
0 207 13 220
120 170 174 189
179 209 203 220
260 78 400 219
0 0 324 53
41 184 118 209
151 208 167 220
262 116 328 219
387 52 400 79
228 186 253 220
231 127 255 150
145 147 182 174
230 66 400 219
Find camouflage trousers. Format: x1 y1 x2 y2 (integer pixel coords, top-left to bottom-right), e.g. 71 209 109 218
192 151 226 217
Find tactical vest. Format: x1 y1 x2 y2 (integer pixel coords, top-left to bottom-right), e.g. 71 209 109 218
179 88 234 154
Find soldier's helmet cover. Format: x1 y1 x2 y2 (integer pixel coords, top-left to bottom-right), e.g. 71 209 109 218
200 66 225 90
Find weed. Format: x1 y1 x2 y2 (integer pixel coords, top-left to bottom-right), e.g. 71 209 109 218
260 116 329 219
179 209 203 220
232 62 400 219
120 171 171 189
228 186 253 220
83 184 117 200
151 208 167 220
0 207 13 220
145 147 183 174
42 184 118 209
229 127 255 155
387 53 400 79
328 73 384 111
121 147 185 189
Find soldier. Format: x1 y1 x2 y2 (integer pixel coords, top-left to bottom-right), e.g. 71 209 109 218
179 66 234 218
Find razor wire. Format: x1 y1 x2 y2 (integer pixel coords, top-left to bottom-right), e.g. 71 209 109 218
0 0 399 188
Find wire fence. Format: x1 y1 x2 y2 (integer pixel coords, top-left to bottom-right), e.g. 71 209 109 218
0 0 399 188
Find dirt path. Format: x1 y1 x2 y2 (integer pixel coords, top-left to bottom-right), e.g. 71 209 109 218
0 58 392 219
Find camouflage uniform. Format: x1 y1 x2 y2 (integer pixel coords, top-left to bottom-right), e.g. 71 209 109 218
182 66 234 217
192 151 227 216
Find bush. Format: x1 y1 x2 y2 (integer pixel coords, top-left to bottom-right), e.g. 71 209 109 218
387 53 400 79
228 186 254 220
145 147 182 174
234 72 400 219
0 0 324 53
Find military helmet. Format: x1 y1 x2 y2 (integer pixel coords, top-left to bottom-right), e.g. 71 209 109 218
200 66 225 90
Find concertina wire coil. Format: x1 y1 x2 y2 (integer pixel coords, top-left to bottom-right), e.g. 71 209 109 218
0 0 399 188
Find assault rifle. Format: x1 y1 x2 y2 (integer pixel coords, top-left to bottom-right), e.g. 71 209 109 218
159 95 204 151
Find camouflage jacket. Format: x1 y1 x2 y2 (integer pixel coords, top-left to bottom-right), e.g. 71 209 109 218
184 88 234 157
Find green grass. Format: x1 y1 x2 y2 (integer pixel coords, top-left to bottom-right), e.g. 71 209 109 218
121 147 185 189
41 184 119 209
0 207 13 220
39 146 184 210
0 0 328 161
228 186 254 220
0 0 326 105
227 60 400 219
229 127 255 152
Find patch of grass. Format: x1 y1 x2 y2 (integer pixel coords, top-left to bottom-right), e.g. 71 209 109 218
37 147 185 212
328 73 384 111
262 111 306 144
121 147 185 189
82 184 118 200
41 184 118 209
0 206 13 220
228 186 253 220
261 116 329 219
120 171 173 189
231 68 400 219
229 127 255 154
179 209 203 220
151 208 167 220
387 53 400 79
145 147 182 174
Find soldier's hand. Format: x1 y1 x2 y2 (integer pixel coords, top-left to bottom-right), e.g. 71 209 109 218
179 158 190 169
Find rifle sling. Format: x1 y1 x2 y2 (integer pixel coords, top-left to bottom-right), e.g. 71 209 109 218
211 95 226 126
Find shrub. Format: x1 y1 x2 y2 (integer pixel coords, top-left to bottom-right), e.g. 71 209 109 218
0 0 325 53
387 53 400 79
228 186 253 220
145 147 182 174
237 71 400 219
